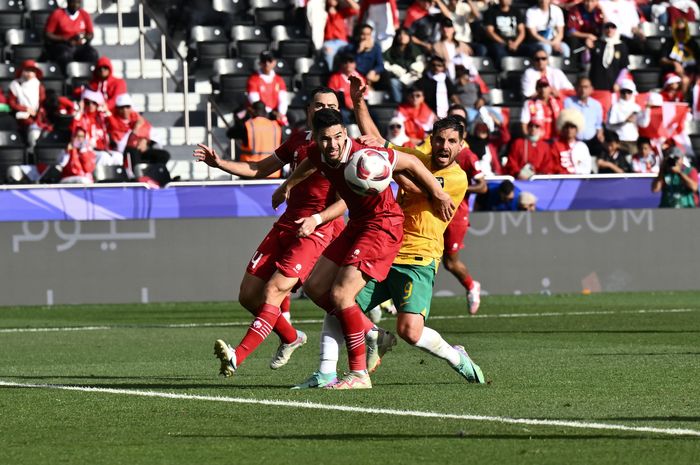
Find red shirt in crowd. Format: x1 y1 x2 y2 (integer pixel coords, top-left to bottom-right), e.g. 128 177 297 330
324 7 358 41
45 8 94 41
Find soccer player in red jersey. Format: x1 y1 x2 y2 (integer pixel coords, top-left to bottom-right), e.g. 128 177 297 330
443 147 487 315
271 108 455 389
194 88 349 377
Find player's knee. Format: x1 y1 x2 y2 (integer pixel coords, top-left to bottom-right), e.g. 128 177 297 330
396 322 421 345
262 280 293 305
442 254 457 272
238 285 259 312
329 287 352 310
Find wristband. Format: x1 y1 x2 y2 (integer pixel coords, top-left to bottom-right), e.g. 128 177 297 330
312 213 322 226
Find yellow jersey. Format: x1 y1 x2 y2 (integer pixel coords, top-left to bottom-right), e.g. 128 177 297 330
388 143 468 266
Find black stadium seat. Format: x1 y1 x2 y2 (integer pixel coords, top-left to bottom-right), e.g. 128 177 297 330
235 40 269 58
11 44 45 64
0 11 24 35
277 40 313 60
631 69 661 92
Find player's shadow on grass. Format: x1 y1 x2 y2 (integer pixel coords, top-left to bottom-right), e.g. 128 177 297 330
170 432 686 441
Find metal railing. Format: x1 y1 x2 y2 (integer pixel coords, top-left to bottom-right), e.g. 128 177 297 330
114 0 191 144
206 97 234 161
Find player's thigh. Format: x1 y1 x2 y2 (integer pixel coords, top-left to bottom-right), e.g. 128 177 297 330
330 265 371 309
443 217 468 256
387 263 436 318
239 272 266 312
263 272 300 307
356 278 391 313
396 312 426 344
303 255 340 300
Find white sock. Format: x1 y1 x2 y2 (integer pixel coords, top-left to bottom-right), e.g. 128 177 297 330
281 311 291 323
319 313 344 374
414 326 461 366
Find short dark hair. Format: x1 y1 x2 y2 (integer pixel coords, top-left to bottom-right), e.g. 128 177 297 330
338 52 356 64
312 108 344 132
498 179 515 196
250 101 267 117
309 86 339 103
432 115 465 140
604 130 619 143
637 136 651 147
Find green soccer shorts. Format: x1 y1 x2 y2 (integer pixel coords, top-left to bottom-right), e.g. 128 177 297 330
356 260 437 319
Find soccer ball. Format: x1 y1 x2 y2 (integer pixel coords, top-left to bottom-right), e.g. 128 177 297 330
344 148 393 196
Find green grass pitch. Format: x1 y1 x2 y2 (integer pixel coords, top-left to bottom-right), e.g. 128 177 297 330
1 292 699 465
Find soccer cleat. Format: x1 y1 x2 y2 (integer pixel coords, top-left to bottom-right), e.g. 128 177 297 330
452 345 485 384
213 339 237 377
367 305 382 324
467 281 481 315
291 371 338 389
270 330 307 369
366 328 397 373
326 371 372 390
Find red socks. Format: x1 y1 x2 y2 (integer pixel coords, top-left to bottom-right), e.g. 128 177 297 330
280 294 291 314
235 304 282 365
336 304 367 372
273 294 296 344
461 274 474 291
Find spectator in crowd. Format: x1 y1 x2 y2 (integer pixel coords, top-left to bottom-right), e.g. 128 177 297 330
358 0 399 51
453 64 488 109
60 125 95 184
632 136 661 173
395 86 437 145
663 0 700 26
305 0 330 51
433 17 479 79
7 60 51 150
652 146 698 208
383 28 425 102
385 116 414 147
44 0 98 73
327 53 368 121
415 54 459 117
597 0 646 54
525 0 571 57
467 120 503 175
435 0 487 57
521 78 561 141
72 89 118 166
483 0 528 68
88 56 127 112
660 18 700 91
564 77 605 157
607 79 651 155
227 101 282 178
597 130 632 173
107 94 170 171
322 0 360 71
588 21 629 91
550 108 593 174
403 0 432 28
247 51 289 126
565 0 604 52
505 118 553 178
476 179 520 211
339 23 388 92
660 73 684 102
521 48 574 98
517 191 538 210
406 12 444 52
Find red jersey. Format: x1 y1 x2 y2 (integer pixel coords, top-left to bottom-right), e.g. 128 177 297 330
455 148 483 215
305 138 403 224
274 131 337 232
505 137 553 177
106 110 152 148
327 71 366 109
45 8 94 41
324 7 358 41
246 72 287 112
88 56 127 111
72 110 109 151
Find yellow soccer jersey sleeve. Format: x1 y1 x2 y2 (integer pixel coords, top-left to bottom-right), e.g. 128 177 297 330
388 146 468 266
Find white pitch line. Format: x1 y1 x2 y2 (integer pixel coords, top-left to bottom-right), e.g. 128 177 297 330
0 308 696 334
0 380 698 438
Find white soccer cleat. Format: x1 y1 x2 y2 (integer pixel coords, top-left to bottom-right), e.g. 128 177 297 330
270 330 307 369
366 328 397 373
468 281 481 315
214 339 237 377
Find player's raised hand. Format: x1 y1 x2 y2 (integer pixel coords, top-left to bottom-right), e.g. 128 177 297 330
193 144 221 168
432 191 456 222
272 184 290 210
349 75 367 105
294 217 318 238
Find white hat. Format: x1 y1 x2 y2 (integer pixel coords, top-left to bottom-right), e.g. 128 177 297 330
115 93 133 107
663 73 682 88
619 79 637 93
81 88 104 105
556 108 586 133
647 92 663 107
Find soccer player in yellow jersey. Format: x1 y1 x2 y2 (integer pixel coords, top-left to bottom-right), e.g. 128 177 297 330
294 114 485 388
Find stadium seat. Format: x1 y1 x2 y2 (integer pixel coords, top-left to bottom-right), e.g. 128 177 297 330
94 165 130 183
0 113 19 131
628 55 654 70
211 57 253 87
640 22 670 38
11 44 45 64
33 144 64 166
234 40 269 58
134 162 171 186
285 105 307 126
270 24 306 49
248 0 285 8
631 69 660 92
472 56 497 74
0 0 22 10
368 104 396 133
687 120 700 136
23 0 58 10
690 135 700 155
645 37 670 59
219 74 250 104
231 25 266 46
500 56 531 95
549 56 581 73
29 10 55 32
488 88 505 106
276 39 313 60
0 11 24 36
212 0 248 15
254 7 287 30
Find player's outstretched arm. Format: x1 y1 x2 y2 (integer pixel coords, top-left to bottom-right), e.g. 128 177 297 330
394 151 456 221
349 75 382 139
295 197 347 237
272 158 317 209
193 144 284 178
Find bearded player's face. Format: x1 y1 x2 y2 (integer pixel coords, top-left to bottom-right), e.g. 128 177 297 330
430 128 461 169
315 125 347 163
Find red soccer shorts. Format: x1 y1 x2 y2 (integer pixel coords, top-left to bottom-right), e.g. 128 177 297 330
246 223 333 285
322 216 403 281
443 200 470 255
